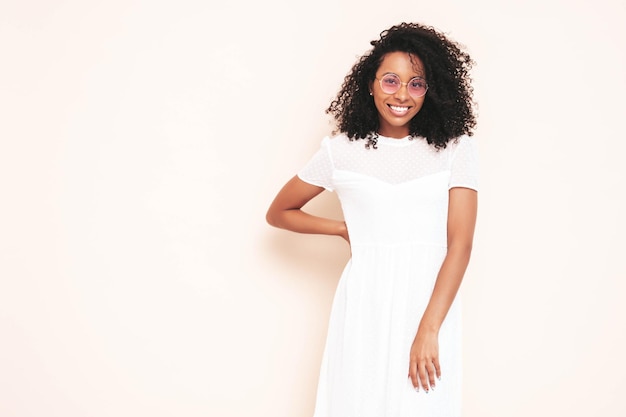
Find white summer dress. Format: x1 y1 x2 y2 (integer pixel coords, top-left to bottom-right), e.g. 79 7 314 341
298 133 479 417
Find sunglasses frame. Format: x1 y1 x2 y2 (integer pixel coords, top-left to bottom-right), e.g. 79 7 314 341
375 73 429 98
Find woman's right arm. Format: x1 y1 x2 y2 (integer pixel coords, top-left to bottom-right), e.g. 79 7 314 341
266 175 349 242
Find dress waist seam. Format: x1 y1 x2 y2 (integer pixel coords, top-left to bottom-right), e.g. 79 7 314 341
351 241 447 249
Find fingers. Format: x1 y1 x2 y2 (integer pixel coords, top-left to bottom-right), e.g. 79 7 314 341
434 357 442 382
409 360 419 391
418 361 431 392
410 357 440 393
424 359 437 391
408 332 441 394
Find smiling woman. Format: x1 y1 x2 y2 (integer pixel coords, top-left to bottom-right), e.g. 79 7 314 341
327 22 476 150
266 22 478 417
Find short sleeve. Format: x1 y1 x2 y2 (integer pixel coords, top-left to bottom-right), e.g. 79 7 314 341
297 137 335 192
449 136 479 191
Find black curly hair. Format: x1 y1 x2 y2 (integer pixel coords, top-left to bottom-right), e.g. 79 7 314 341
326 22 476 149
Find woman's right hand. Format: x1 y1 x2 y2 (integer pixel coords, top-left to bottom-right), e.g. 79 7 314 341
339 221 350 244
266 175 348 241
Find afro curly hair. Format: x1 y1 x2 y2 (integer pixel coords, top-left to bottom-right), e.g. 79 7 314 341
326 22 477 149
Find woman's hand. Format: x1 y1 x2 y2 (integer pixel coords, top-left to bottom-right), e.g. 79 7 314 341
408 327 441 393
339 221 350 244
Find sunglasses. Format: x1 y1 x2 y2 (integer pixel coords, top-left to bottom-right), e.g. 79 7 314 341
375 73 429 98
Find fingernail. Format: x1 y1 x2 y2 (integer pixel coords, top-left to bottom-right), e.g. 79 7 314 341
415 387 419 392
431 385 435 391
438 376 442 381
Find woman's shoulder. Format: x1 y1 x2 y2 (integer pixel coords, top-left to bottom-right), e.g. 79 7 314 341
444 134 477 155
315 133 372 165
446 135 479 172
444 134 471 145
319 132 358 151
324 132 351 143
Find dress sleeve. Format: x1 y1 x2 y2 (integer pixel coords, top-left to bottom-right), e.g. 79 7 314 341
449 136 479 191
297 137 335 192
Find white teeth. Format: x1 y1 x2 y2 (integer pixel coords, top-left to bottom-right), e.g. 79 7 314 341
390 105 409 113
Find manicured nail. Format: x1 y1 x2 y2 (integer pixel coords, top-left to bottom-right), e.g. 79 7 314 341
438 376 441 381
415 387 419 392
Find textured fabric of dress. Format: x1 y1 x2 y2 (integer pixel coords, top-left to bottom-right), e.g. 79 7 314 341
297 133 479 417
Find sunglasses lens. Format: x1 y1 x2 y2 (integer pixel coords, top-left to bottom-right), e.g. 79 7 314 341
380 74 401 94
408 78 428 97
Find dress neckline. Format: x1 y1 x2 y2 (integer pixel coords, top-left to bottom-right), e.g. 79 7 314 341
376 134 418 147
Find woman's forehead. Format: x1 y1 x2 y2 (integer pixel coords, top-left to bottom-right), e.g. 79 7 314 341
378 52 425 77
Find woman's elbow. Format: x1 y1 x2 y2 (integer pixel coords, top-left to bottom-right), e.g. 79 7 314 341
448 241 473 258
266 206 288 228
266 209 278 227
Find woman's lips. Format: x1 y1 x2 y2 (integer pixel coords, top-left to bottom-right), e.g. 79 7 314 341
388 104 410 116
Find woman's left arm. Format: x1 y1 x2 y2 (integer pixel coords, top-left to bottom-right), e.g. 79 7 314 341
408 187 478 392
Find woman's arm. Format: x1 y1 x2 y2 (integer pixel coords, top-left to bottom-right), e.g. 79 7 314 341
408 187 478 392
266 175 349 242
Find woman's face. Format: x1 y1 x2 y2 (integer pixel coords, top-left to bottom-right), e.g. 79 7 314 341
370 52 426 138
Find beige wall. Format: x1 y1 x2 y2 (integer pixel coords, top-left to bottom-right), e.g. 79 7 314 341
1 1 625 416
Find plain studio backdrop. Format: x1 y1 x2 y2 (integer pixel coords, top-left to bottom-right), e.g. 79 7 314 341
1 0 625 416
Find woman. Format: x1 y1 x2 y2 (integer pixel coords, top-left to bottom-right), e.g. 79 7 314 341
266 22 478 417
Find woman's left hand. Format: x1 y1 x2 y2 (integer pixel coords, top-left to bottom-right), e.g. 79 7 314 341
408 327 441 393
